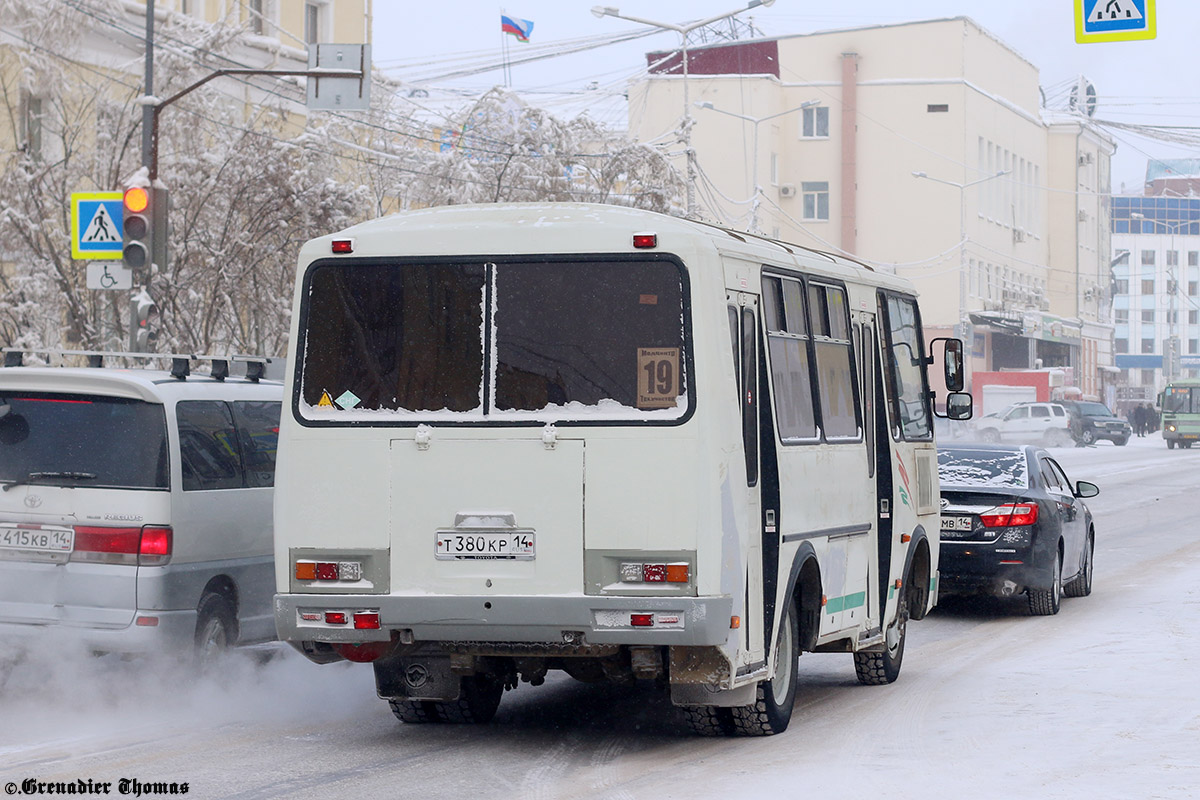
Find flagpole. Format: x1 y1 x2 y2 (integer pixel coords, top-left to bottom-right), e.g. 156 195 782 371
500 7 510 87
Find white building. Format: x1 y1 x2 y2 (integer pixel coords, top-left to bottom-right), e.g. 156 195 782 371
1110 168 1200 400
626 17 1116 399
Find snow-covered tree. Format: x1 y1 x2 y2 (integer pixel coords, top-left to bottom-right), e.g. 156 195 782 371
0 1 683 357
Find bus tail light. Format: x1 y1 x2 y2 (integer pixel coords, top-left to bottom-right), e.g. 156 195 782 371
353 611 381 630
620 562 690 584
630 613 654 627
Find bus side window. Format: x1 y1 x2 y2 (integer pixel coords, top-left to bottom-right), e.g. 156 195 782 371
742 308 759 486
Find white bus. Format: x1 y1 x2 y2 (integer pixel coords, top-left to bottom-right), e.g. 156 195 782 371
273 203 970 736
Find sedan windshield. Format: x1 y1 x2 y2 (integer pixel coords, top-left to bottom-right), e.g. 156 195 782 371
937 448 1029 489
0 393 169 490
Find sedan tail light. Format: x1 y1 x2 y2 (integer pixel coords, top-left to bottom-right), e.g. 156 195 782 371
979 503 1039 528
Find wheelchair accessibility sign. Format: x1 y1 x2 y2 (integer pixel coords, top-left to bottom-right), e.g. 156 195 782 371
1076 0 1156 43
71 191 124 260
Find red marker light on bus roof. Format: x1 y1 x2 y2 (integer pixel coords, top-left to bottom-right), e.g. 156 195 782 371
632 232 657 249
331 239 354 254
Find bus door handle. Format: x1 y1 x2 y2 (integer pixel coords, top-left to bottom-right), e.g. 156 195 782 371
880 499 890 519
765 509 777 534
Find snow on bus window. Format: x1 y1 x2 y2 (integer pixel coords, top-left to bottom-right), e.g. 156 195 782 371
298 259 687 422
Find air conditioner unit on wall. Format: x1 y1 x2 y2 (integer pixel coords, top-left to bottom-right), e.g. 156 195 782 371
1078 152 1094 166
780 184 796 198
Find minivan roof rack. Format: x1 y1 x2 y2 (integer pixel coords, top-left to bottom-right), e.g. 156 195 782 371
1 348 273 382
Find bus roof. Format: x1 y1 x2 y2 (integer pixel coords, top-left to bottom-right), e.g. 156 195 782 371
298 202 918 296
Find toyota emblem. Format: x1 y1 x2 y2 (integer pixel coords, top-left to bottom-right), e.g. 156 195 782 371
24 493 43 509
939 497 949 510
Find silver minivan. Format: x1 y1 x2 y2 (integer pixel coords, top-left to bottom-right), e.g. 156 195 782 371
0 353 282 658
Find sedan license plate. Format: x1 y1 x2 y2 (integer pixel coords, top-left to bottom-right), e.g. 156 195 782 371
940 515 974 534
0 525 74 555
436 531 535 560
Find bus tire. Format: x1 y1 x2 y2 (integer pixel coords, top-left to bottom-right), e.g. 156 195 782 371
854 593 907 685
681 705 735 736
1167 440 1176 449
729 601 799 736
388 698 438 724
435 674 504 724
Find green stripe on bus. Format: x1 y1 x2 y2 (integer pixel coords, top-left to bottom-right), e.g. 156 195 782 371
825 591 866 614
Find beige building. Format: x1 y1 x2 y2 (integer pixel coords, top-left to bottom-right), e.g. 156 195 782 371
627 17 1115 399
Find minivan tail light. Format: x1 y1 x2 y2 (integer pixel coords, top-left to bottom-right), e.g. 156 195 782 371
72 525 172 565
979 503 1039 528
138 526 173 565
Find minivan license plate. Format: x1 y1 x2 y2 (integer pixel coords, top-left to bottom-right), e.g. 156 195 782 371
436 531 535 560
0 525 74 553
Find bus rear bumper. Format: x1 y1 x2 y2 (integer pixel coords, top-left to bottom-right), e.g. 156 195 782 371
274 593 734 647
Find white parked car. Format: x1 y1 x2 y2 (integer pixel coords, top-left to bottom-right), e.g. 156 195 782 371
0 351 282 661
973 401 1075 447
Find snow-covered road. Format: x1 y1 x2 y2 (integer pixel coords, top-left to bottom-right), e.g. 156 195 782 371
1 436 1196 799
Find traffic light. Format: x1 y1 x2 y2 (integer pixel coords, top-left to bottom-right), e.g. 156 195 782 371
122 186 151 276
122 185 168 280
132 289 158 352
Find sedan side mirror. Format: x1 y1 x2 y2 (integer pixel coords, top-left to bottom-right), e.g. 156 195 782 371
1074 480 1100 499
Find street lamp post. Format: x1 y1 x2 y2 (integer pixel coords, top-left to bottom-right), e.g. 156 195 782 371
912 169 1010 340
695 99 818 233
1130 211 1188 381
592 1 776 218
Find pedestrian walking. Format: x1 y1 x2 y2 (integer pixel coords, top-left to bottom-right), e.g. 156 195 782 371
1133 404 1146 437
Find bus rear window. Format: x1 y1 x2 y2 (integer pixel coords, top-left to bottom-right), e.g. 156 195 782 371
299 259 688 422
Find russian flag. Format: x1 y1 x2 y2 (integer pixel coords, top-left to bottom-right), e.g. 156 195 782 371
501 14 534 42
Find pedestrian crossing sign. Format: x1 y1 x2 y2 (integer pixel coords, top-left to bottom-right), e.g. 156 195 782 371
1076 0 1155 44
71 191 124 260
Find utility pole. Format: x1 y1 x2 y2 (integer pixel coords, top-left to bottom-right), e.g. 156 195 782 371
129 0 155 351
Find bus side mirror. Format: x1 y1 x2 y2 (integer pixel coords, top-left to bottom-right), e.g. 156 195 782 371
928 337 966 392
945 391 973 421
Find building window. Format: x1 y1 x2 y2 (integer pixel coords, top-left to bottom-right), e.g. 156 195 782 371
927 104 949 113
1142 338 1154 354
1191 339 1199 355
1114 309 1128 323
1114 278 1129 294
250 0 264 34
1191 310 1199 325
1142 369 1157 386
304 1 321 44
1167 250 1179 267
770 153 778 185
1142 309 1155 324
1189 280 1198 297
1189 251 1199 267
1142 279 1155 295
1115 338 1128 353
802 182 829 221
1142 250 1156 266
801 106 829 139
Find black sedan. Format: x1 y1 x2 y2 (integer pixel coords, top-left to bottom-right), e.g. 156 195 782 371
936 443 1099 615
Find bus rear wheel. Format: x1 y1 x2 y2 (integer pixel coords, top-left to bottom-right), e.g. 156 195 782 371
854 593 907 685
729 601 799 736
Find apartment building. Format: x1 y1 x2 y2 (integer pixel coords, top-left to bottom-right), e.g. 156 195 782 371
1110 166 1200 398
626 17 1115 399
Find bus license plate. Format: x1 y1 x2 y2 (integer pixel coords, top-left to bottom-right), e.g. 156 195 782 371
436 532 535 560
0 525 74 554
940 515 973 533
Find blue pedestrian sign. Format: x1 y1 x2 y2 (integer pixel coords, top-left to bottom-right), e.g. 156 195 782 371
1076 0 1156 43
71 191 124 260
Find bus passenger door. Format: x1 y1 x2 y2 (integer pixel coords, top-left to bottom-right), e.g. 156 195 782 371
858 314 892 631
728 293 764 665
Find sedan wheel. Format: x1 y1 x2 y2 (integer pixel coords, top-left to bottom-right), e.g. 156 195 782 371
1028 549 1062 616
980 428 1000 443
1079 428 1095 446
